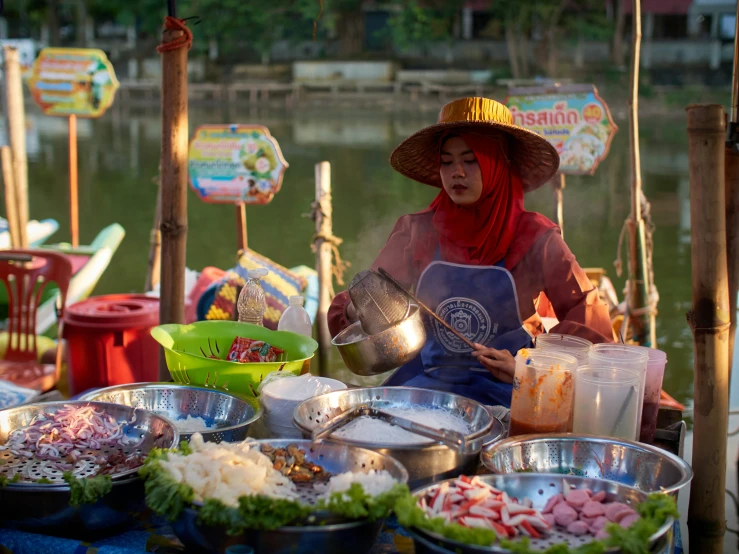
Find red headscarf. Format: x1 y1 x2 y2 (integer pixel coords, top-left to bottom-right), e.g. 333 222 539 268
413 132 556 269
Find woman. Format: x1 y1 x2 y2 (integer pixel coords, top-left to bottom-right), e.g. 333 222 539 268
328 97 614 407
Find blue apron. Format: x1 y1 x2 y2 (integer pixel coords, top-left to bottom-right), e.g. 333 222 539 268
383 259 533 407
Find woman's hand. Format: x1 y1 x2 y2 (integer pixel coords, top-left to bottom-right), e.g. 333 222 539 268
472 343 515 384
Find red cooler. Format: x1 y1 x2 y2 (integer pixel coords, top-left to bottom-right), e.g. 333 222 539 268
64 294 160 396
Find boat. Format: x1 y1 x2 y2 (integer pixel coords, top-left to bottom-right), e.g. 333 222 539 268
34 223 126 334
0 217 58 249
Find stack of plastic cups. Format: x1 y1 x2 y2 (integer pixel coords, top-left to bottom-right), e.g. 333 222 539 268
534 333 593 366
588 344 649 440
626 346 668 444
572 365 643 440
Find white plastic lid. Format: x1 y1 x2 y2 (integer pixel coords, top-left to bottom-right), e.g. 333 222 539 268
247 268 269 279
289 295 304 307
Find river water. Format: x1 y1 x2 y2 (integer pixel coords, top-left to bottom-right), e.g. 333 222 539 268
15 99 739 553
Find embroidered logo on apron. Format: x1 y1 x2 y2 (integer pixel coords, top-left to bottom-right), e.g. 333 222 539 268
434 297 492 353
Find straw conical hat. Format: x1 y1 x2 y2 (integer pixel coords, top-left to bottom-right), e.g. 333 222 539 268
390 97 559 192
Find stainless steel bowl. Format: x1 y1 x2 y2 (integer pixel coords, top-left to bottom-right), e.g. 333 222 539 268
0 475 145 536
0 401 178 534
79 383 261 443
169 438 408 554
293 387 494 488
407 473 675 554
332 305 426 376
0 401 178 482
481 433 693 496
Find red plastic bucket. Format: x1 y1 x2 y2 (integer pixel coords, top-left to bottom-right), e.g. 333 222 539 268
63 294 160 396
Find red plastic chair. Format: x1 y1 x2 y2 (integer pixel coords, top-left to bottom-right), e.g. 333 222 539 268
0 251 72 391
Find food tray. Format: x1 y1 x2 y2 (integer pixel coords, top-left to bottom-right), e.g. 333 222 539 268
409 474 674 553
293 387 494 488
0 401 178 483
80 383 261 443
481 434 693 496
170 439 408 554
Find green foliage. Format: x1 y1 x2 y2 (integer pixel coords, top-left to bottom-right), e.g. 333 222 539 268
62 472 113 507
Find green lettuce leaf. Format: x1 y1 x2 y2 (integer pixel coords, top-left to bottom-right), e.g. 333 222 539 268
62 472 113 506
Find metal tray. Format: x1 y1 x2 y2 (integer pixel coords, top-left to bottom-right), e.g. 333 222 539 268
80 382 261 443
408 473 675 553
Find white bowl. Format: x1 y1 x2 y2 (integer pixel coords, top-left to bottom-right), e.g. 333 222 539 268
261 375 347 422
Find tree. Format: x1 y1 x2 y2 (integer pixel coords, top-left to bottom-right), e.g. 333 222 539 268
385 0 465 62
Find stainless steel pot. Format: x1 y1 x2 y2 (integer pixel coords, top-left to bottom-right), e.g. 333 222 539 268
332 305 426 376
293 386 495 488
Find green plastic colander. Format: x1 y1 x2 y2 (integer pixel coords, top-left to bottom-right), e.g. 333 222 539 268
151 321 318 398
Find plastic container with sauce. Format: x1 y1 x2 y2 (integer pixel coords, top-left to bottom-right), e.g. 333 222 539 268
509 349 578 436
623 346 668 443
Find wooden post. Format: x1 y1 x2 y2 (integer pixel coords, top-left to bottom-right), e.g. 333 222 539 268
236 203 248 251
0 147 21 248
551 173 565 237
725 146 739 384
2 46 28 248
725 0 739 385
686 104 731 554
315 161 333 377
626 0 656 347
158 19 190 380
68 115 79 248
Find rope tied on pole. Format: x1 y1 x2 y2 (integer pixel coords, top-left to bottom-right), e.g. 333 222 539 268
306 199 350 290
157 16 194 53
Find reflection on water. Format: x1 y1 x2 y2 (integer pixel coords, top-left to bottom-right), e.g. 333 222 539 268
23 104 697 404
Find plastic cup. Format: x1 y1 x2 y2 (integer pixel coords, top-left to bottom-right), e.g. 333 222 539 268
573 365 642 440
588 344 649 438
534 333 593 366
624 346 667 443
509 349 578 436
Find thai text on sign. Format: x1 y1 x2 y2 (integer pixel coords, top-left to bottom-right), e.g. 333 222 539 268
506 84 618 175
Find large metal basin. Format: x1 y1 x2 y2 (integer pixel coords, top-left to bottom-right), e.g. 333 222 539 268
332 305 426 376
481 433 693 496
293 386 495 488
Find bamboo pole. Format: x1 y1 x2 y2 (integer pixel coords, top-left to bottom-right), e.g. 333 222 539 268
0 146 21 248
625 0 656 347
315 161 333 377
158 20 190 380
726 146 738 385
686 104 731 554
68 115 79 248
551 173 565 237
236 203 248 251
145 176 162 292
725 0 739 385
2 46 28 248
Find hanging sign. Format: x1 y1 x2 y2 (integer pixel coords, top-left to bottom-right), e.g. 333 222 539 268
188 124 288 205
506 84 617 175
27 48 119 118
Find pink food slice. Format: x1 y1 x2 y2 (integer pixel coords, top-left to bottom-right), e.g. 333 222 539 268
590 516 609 533
565 489 590 509
580 515 597 527
542 494 563 514
566 520 590 536
543 513 556 527
591 491 607 503
553 502 579 527
581 500 606 518
619 513 640 528
605 502 631 522
613 506 637 523
595 528 611 540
